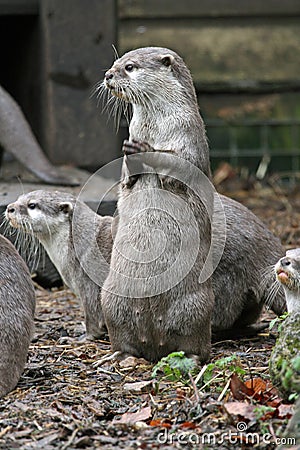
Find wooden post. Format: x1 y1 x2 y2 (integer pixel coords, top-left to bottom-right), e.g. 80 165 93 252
40 0 119 169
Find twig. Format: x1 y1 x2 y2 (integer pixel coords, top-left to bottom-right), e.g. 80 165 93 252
198 373 221 392
61 428 78 450
92 351 121 367
194 364 207 385
189 372 200 403
217 377 231 402
149 393 160 408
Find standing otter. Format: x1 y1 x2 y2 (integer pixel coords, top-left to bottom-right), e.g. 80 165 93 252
100 47 286 361
0 235 35 397
6 190 113 340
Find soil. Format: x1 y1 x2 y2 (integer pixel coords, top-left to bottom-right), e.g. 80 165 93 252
0 176 299 450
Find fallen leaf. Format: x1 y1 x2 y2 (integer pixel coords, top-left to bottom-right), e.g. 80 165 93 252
245 377 281 404
245 377 266 396
224 402 256 421
113 406 152 424
119 356 148 368
149 418 172 428
180 421 197 430
277 404 294 419
230 373 253 400
123 380 153 394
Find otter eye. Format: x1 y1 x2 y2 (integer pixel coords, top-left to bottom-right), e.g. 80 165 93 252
125 64 134 72
28 203 37 210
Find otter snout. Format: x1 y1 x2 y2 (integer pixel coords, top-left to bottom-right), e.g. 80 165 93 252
105 70 114 81
275 253 300 290
5 202 22 229
7 204 16 214
6 202 18 220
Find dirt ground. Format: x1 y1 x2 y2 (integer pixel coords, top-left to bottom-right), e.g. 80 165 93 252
0 174 300 450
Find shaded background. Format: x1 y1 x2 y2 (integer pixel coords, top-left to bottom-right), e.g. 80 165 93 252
0 0 299 174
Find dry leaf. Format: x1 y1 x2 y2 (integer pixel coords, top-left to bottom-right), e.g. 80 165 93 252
224 402 256 421
149 418 172 429
277 404 294 419
123 380 153 394
119 356 148 368
180 421 197 430
113 406 152 425
230 373 253 400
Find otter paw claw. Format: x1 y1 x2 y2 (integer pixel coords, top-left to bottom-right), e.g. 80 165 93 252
122 140 154 155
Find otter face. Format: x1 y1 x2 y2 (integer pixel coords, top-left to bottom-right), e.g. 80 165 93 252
103 47 180 104
275 249 300 291
5 190 74 236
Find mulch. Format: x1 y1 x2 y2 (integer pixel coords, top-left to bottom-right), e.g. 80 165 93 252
0 175 299 450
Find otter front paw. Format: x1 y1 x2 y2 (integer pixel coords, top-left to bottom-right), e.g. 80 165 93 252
122 139 154 155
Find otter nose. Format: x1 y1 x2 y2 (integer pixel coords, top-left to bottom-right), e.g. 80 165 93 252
7 204 16 214
105 71 114 81
280 257 291 267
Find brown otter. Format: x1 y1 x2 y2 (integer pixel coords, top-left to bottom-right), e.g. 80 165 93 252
6 190 113 340
0 84 78 186
100 47 286 361
0 235 35 397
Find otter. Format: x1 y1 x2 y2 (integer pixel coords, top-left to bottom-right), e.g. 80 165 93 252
275 249 300 313
100 47 286 361
269 249 300 400
0 235 35 397
0 84 78 186
6 190 113 340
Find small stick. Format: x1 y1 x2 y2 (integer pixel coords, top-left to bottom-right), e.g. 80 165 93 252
92 351 121 367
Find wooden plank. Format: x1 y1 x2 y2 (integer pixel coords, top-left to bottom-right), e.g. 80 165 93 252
0 0 38 15
119 0 300 19
119 18 300 83
40 0 119 169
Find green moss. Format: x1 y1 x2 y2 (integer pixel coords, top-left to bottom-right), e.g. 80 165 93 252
269 312 300 400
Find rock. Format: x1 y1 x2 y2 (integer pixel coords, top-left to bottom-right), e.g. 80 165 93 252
269 313 300 400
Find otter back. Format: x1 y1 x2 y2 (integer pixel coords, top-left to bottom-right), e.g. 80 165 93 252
0 235 35 397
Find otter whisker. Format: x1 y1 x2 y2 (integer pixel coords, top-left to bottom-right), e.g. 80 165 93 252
265 280 282 310
112 44 119 60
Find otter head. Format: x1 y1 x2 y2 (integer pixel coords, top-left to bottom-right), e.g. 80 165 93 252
6 190 75 237
104 46 197 107
275 248 300 313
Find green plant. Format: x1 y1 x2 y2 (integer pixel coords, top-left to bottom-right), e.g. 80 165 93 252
202 354 246 386
152 351 197 381
269 312 289 331
253 405 276 434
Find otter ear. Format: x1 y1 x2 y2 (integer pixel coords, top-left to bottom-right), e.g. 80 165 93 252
59 202 73 215
160 54 175 67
